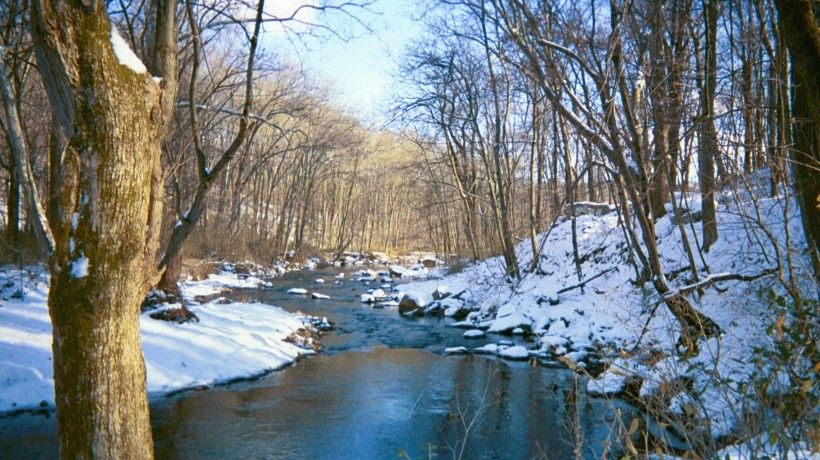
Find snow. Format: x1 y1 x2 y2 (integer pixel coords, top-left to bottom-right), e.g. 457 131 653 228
311 292 329 300
69 256 88 278
401 170 816 446
473 343 498 354
463 329 485 338
181 270 272 299
109 25 148 74
498 345 530 360
0 268 314 413
315 278 325 284
444 346 468 355
286 288 307 295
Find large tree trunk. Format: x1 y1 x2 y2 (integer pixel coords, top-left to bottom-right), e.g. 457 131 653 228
30 0 173 457
774 0 820 281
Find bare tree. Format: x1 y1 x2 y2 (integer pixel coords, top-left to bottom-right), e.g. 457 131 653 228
29 0 179 455
773 0 820 282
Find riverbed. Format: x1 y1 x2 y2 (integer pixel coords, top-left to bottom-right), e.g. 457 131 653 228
0 267 632 459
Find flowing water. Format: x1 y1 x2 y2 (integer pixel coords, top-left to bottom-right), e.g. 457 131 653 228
0 267 632 459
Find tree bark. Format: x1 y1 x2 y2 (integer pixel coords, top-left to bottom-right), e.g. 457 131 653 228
155 0 263 291
0 57 54 254
699 0 720 252
30 0 175 456
773 0 820 281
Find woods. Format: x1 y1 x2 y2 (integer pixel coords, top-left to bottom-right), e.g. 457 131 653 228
0 0 817 458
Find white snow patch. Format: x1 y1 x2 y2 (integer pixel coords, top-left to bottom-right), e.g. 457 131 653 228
0 269 313 413
109 25 148 74
463 329 485 338
498 346 530 360
69 256 89 278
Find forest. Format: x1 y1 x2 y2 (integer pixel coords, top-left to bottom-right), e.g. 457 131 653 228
0 0 817 458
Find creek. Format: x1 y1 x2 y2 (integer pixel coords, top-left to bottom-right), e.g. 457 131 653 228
0 267 632 459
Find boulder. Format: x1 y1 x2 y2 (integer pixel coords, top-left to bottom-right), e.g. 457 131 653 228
473 343 499 355
424 301 444 315
444 346 469 355
441 298 469 320
463 329 485 338
432 285 450 300
498 346 530 361
149 305 199 324
360 293 375 303
488 309 531 334
398 293 428 315
562 201 615 218
670 207 703 225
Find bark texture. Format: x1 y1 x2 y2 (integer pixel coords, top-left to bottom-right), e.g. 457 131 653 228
30 1 169 457
698 0 720 251
774 0 820 280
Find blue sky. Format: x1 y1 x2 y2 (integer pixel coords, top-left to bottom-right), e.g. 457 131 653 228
270 0 424 123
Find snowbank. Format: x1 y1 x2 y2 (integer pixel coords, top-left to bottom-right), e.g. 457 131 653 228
401 172 816 445
0 268 315 414
181 269 272 299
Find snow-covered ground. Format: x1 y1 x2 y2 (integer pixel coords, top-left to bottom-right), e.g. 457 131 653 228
402 173 817 449
0 268 316 414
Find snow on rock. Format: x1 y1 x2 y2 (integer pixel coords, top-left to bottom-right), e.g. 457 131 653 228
463 329 485 338
498 346 530 361
315 278 325 284
398 291 430 315
311 292 330 300
109 25 148 74
487 308 530 334
286 288 308 295
442 298 469 319
444 346 468 355
473 343 499 355
432 285 450 300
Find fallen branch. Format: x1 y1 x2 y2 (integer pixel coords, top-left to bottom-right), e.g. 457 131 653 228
557 267 618 295
663 268 777 299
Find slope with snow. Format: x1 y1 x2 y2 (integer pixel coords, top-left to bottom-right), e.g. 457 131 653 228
402 174 815 443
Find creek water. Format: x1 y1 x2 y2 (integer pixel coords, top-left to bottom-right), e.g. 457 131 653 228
0 267 632 459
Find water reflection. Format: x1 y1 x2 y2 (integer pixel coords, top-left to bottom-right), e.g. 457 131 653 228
0 268 631 459
150 349 628 459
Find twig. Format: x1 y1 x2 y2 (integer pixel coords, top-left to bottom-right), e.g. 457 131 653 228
556 267 618 295
663 268 777 299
